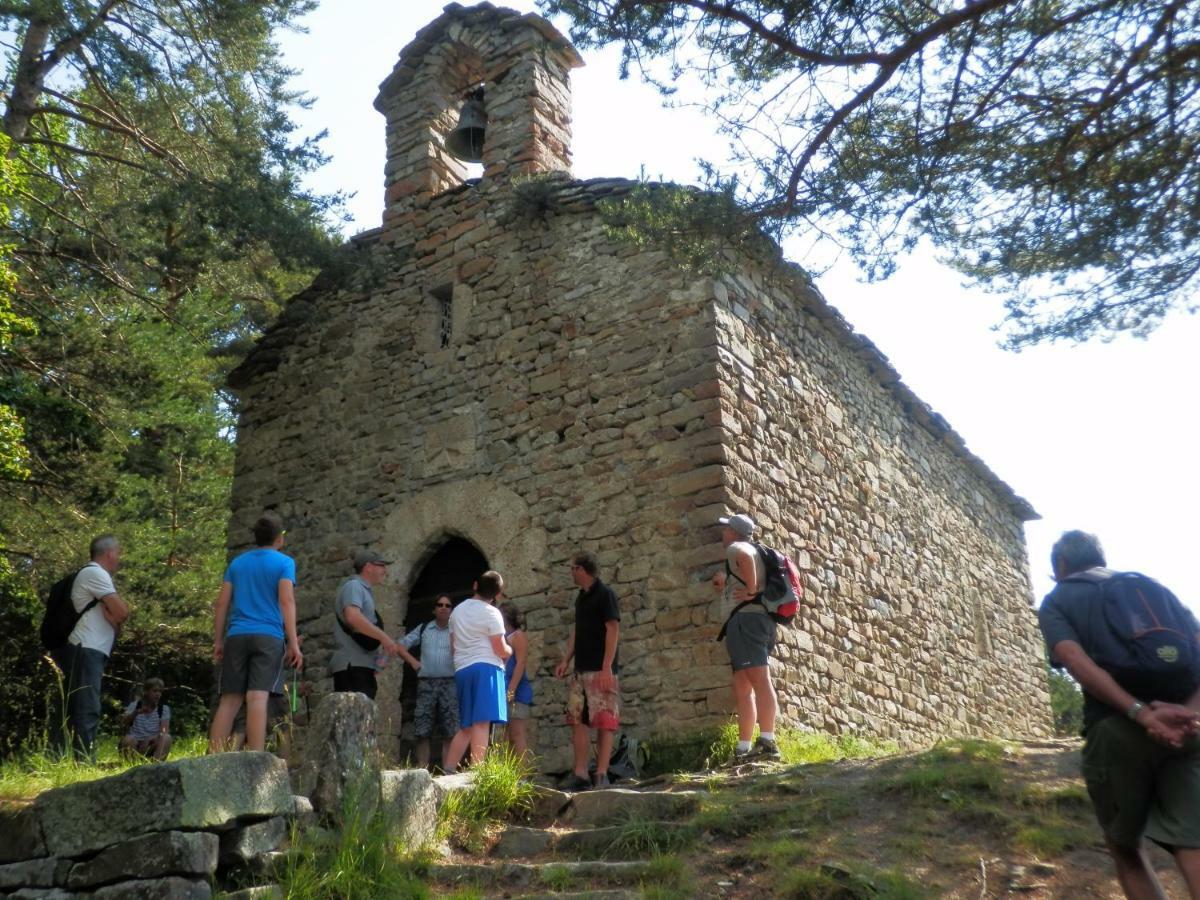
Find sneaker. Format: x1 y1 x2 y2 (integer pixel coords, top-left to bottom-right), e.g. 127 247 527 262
593 772 611 789
561 773 592 792
753 737 781 760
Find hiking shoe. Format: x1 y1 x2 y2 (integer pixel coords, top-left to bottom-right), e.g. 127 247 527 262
593 772 611 789
753 737 781 760
561 773 592 792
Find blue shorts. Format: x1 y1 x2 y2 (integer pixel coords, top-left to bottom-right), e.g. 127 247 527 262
455 662 507 727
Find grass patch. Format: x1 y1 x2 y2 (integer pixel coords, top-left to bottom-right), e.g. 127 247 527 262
782 863 928 899
647 721 898 774
537 863 575 892
779 731 897 766
604 817 698 858
0 734 207 803
277 797 428 899
640 853 692 891
438 744 536 852
884 739 1008 804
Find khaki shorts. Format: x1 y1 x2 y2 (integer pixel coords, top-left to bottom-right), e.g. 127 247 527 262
1082 714 1200 850
565 671 620 732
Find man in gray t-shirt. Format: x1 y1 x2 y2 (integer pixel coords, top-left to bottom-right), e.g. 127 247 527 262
331 549 419 699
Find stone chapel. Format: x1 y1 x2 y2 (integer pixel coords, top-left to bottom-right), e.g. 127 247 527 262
227 2 1052 765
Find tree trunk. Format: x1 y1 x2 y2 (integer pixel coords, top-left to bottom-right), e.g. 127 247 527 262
4 18 51 145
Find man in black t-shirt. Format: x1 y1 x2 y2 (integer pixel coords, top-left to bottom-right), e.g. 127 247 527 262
554 551 620 791
1038 529 1200 897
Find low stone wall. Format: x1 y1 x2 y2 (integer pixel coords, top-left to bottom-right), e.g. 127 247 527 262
0 695 438 898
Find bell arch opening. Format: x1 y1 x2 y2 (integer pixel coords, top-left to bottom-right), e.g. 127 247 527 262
399 534 490 752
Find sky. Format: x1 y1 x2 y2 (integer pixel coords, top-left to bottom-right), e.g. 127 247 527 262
276 1 1200 611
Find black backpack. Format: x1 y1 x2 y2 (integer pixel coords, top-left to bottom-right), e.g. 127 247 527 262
1066 570 1199 702
406 621 428 664
39 569 97 651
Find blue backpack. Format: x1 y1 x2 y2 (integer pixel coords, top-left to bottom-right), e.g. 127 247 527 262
1066 570 1199 702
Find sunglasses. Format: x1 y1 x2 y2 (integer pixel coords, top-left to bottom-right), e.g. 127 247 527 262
435 603 452 609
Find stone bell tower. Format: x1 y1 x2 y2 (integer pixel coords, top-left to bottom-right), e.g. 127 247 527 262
373 2 582 221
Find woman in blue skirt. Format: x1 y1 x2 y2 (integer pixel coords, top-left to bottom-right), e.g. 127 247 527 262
443 571 511 773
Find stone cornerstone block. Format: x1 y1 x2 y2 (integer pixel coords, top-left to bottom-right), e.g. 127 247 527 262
38 753 290 858
67 831 218 889
294 692 381 825
0 804 47 863
379 768 438 849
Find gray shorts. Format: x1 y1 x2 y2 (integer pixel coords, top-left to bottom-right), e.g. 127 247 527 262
413 677 458 738
724 611 776 671
509 701 531 720
219 634 285 695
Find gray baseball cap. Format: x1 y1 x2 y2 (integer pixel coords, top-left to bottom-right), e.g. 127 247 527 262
718 514 756 538
353 549 393 570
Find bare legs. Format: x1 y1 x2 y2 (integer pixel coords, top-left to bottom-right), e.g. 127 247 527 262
444 722 490 773
505 718 529 759
208 690 269 753
731 665 777 743
571 723 615 779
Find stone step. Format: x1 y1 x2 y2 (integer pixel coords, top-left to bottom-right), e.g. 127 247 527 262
553 821 694 859
560 788 704 828
429 859 662 890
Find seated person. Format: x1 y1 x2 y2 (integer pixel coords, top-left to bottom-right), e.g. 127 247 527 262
119 677 171 760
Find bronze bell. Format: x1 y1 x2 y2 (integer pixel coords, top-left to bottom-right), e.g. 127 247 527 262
445 88 487 163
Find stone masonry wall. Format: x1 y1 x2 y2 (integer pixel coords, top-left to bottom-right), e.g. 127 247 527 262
228 178 738 767
706 263 1051 741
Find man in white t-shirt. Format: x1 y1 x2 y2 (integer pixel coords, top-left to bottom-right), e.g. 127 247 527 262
51 534 130 760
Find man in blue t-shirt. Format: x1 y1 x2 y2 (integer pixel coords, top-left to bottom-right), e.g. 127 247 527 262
208 512 304 752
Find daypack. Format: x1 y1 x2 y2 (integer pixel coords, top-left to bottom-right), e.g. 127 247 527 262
1065 570 1200 702
39 569 97 651
717 543 804 640
754 543 803 625
336 605 385 652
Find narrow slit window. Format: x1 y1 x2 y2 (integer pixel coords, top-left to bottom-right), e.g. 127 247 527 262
433 284 454 349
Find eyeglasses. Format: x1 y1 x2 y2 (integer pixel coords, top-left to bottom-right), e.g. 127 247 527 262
435 603 452 609
570 564 582 570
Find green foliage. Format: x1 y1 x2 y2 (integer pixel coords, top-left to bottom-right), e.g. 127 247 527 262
603 817 697 858
546 0 1200 346
782 864 928 899
277 800 429 900
598 182 781 276
1047 668 1085 736
647 721 894 773
0 734 206 803
0 0 342 755
885 739 1008 803
438 745 536 852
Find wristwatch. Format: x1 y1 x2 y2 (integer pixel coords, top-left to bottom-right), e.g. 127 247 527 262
1127 700 1146 721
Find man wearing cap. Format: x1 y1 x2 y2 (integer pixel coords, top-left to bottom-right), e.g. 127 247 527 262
331 550 418 700
209 512 304 753
713 513 780 760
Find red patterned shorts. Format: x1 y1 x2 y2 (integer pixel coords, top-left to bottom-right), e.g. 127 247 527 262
565 671 620 731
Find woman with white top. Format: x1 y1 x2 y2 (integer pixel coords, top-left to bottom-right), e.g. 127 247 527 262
443 570 511 773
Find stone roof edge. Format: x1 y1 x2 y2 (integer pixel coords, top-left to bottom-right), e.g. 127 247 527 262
375 3 583 109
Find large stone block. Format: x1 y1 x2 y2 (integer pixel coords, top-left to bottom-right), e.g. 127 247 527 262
379 768 438 850
0 804 47 863
0 857 71 890
89 876 212 899
67 831 218 889
293 692 381 825
219 816 289 868
37 754 290 858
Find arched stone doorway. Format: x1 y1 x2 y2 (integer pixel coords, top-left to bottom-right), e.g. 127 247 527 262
398 535 489 760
